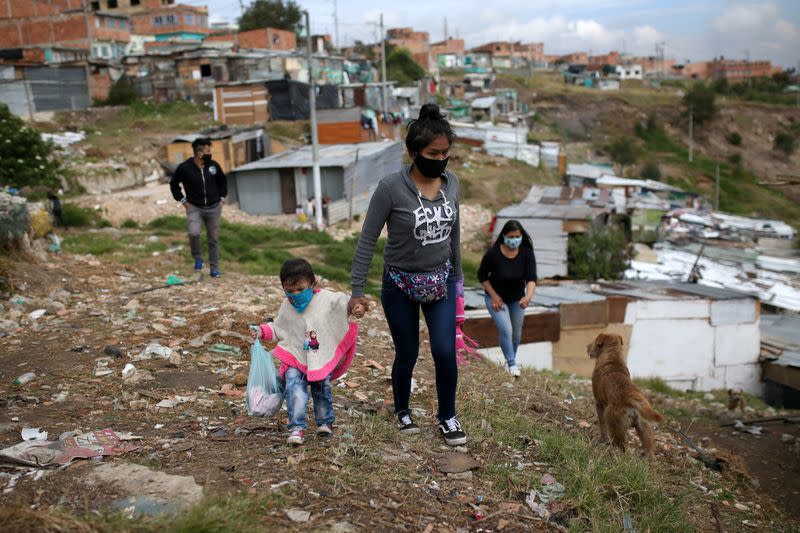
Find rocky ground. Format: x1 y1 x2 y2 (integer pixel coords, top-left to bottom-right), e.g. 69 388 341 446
0 244 798 531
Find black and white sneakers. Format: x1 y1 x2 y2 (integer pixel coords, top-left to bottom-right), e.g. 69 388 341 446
397 411 421 435
439 416 467 446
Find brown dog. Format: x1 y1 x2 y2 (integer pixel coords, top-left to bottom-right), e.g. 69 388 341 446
588 333 665 456
727 388 746 413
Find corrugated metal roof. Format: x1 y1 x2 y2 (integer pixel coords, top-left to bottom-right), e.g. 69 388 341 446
232 141 401 171
566 163 612 179
471 96 497 109
497 202 597 220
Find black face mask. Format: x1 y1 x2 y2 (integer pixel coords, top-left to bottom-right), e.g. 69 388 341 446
414 155 449 179
202 154 212 164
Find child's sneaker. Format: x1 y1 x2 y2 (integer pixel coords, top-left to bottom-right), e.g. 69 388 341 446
397 411 421 435
509 365 521 377
287 428 305 445
316 424 333 438
439 416 467 446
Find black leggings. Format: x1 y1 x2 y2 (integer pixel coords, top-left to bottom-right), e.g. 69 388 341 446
381 272 458 422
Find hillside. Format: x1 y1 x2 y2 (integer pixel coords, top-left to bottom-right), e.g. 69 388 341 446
490 72 800 228
0 224 798 532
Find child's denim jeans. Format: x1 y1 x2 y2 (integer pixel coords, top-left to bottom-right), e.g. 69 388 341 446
284 366 334 430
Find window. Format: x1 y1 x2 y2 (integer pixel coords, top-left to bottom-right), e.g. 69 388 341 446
101 45 109 57
119 19 127 29
107 0 118 8
200 64 212 77
184 14 193 25
131 0 140 4
165 14 176 25
153 15 163 26
91 1 100 10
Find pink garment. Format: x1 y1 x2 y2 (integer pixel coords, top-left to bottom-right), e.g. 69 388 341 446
455 295 481 365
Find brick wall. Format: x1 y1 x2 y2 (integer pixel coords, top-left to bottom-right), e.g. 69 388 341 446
131 6 208 35
237 28 296 51
0 0 82 18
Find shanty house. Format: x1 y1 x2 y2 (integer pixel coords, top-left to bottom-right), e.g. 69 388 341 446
230 141 402 221
166 126 267 175
463 281 763 394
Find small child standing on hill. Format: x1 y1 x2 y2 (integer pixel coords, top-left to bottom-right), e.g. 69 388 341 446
251 258 362 445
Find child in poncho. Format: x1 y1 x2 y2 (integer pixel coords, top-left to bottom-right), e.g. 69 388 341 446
252 258 362 445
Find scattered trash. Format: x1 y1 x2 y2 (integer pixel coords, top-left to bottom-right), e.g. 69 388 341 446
1 472 23 494
21 428 48 441
246 337 283 417
209 343 242 356
94 360 113 377
734 503 749 511
165 275 183 286
437 452 480 474
525 489 550 519
135 343 173 361
286 509 311 523
364 359 385 372
13 372 36 386
0 428 138 467
28 309 46 320
47 233 61 253
733 420 763 435
780 433 795 444
541 473 557 485
578 420 592 429
122 363 136 379
155 399 176 410
113 496 179 518
539 481 565 503
623 512 636 532
52 390 69 403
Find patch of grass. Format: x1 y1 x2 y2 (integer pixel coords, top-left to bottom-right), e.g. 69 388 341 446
483 398 691 532
61 203 98 227
265 120 309 142
62 233 121 255
634 377 680 397
93 492 289 533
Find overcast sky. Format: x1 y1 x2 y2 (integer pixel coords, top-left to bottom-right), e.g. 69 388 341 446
186 0 799 67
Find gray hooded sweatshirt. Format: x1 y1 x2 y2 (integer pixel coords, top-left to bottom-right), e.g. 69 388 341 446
350 165 462 298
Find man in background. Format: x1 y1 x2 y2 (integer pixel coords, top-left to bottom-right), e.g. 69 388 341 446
170 137 227 277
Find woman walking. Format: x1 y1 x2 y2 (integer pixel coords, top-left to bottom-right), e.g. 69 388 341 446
349 103 466 446
477 220 537 377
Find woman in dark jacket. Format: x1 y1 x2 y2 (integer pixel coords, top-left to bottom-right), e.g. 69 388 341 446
477 219 537 377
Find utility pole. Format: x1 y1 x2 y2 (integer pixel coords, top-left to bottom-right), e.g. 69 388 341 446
238 0 245 16
305 11 323 229
82 0 95 104
380 13 388 118
444 17 448 41
714 163 720 211
744 50 751 89
688 103 693 163
333 0 339 50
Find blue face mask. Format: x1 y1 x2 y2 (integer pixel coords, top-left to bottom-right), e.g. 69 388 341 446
503 236 523 249
286 287 314 313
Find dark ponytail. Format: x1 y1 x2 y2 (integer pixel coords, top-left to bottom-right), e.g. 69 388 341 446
493 219 534 250
405 103 455 156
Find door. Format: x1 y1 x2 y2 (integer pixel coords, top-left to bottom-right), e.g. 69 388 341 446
280 169 296 214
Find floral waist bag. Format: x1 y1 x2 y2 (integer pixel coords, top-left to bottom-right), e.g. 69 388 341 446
387 259 451 304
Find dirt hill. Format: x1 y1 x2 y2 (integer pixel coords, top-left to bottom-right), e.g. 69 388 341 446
0 235 797 531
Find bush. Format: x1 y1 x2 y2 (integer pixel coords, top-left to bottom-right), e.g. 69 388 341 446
61 204 97 227
121 219 139 228
728 153 742 165
606 137 638 175
640 160 661 181
100 75 138 106
0 104 61 189
568 222 631 280
726 132 742 146
774 132 796 156
683 82 716 125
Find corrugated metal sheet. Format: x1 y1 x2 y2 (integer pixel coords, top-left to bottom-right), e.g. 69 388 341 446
0 79 30 117
26 66 89 111
234 141 399 171
236 169 281 214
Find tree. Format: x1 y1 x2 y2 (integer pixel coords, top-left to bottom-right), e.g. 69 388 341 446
101 75 138 106
568 222 631 281
602 64 616 76
606 136 638 176
683 82 716 125
0 104 61 189
238 0 302 33
640 160 661 181
386 47 425 85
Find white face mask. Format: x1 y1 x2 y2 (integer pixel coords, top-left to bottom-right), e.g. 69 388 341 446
503 236 522 249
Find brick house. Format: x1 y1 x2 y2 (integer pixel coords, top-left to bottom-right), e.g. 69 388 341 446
387 27 431 71
205 28 296 52
430 37 464 68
